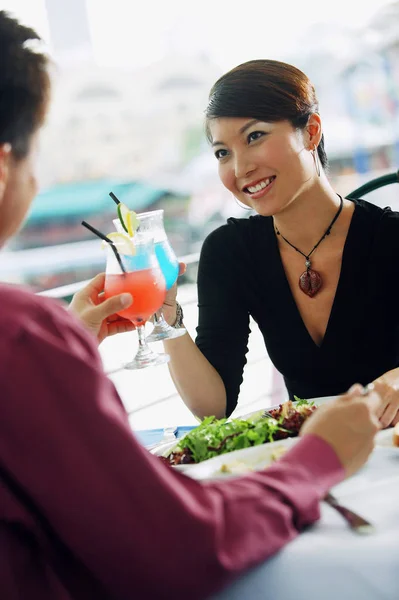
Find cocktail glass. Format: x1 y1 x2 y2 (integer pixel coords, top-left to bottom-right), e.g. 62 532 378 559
113 210 186 341
104 235 170 369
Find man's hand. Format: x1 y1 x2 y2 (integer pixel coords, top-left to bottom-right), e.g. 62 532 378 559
300 384 381 478
69 273 134 344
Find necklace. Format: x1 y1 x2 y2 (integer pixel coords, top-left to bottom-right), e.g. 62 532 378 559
275 194 344 298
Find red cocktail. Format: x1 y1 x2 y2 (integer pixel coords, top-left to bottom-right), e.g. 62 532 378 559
105 270 166 325
104 238 169 370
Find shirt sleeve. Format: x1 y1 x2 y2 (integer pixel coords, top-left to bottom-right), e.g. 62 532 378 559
0 313 344 600
195 222 251 416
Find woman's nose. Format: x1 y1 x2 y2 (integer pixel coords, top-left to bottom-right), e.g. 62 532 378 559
234 154 256 180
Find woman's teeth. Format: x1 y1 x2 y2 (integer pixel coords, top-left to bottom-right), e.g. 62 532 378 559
247 177 274 193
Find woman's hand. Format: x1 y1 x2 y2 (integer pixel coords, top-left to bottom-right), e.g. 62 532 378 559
370 374 399 428
161 262 186 325
69 273 135 345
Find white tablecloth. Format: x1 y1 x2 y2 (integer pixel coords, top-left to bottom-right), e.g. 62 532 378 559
211 447 399 600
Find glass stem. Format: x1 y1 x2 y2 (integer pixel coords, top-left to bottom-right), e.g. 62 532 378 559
136 324 147 349
153 312 161 325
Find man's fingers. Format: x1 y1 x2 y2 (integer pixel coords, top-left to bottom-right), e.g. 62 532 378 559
345 383 365 398
380 404 399 429
106 313 132 324
362 392 385 429
178 262 186 276
75 273 106 300
107 321 136 337
92 293 133 321
372 378 395 418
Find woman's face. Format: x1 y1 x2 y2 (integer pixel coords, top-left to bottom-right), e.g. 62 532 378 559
0 134 40 247
208 117 319 217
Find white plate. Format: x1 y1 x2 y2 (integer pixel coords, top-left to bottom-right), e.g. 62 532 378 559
151 396 334 467
179 437 298 481
152 397 399 476
161 431 398 483
150 438 183 458
237 395 335 422
152 436 299 475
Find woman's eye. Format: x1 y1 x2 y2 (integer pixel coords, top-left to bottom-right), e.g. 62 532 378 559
214 148 229 160
248 131 265 143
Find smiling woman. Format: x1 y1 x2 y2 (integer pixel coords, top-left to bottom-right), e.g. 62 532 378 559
160 59 399 427
205 60 328 218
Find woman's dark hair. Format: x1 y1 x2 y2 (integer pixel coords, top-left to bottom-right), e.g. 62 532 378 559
0 11 50 160
205 59 328 169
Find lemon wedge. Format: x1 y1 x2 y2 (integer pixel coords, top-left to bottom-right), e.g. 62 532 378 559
101 232 136 255
126 210 139 237
117 202 139 238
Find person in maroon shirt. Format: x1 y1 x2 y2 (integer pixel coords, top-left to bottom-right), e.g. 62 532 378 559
0 11 383 600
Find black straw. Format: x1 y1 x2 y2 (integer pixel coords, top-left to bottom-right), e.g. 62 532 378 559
81 220 126 273
109 191 120 206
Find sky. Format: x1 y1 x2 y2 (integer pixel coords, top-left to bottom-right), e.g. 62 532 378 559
0 0 393 71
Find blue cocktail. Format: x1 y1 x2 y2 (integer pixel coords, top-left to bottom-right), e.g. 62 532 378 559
154 240 179 291
134 210 186 342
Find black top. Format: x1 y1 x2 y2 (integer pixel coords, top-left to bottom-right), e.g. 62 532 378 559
195 198 399 417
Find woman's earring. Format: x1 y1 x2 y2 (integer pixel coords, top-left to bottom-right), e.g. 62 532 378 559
311 145 321 177
233 195 253 210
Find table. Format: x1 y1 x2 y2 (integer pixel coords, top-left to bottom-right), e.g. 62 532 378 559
210 446 399 600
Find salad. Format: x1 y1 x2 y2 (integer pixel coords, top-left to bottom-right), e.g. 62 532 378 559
162 399 316 466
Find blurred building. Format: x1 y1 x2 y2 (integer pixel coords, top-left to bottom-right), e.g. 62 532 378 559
289 1 399 190
38 55 220 188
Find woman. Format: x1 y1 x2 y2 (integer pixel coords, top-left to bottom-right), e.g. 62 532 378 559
163 59 399 424
0 13 383 599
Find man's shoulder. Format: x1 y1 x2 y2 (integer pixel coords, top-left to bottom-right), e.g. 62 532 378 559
0 283 97 359
0 283 66 329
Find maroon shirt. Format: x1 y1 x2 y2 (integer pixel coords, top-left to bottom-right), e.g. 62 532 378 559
0 283 344 599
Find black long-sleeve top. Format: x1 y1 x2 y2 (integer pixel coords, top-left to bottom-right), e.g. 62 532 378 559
195 198 399 417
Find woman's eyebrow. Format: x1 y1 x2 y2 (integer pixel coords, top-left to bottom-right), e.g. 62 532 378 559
211 119 261 147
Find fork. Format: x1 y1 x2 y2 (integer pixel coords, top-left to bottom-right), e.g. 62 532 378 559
262 410 277 420
262 410 295 436
324 493 375 535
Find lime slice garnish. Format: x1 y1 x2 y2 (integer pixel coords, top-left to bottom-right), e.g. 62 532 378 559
101 232 136 255
117 202 129 233
126 210 139 237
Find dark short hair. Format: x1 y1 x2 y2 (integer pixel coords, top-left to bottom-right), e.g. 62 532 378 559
0 11 50 160
205 59 328 169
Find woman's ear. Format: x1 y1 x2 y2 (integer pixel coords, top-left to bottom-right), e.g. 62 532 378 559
305 113 323 149
0 144 12 205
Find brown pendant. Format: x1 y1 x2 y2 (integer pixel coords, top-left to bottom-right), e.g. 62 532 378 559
299 269 322 298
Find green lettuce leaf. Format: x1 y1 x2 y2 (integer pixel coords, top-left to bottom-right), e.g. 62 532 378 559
173 415 282 464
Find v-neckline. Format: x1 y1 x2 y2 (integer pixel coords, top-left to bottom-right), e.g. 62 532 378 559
271 199 359 351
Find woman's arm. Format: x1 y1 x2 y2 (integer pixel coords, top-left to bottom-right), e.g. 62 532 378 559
164 224 251 419
164 331 228 419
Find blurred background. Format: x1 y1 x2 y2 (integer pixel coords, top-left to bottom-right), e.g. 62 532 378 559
1 0 398 292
